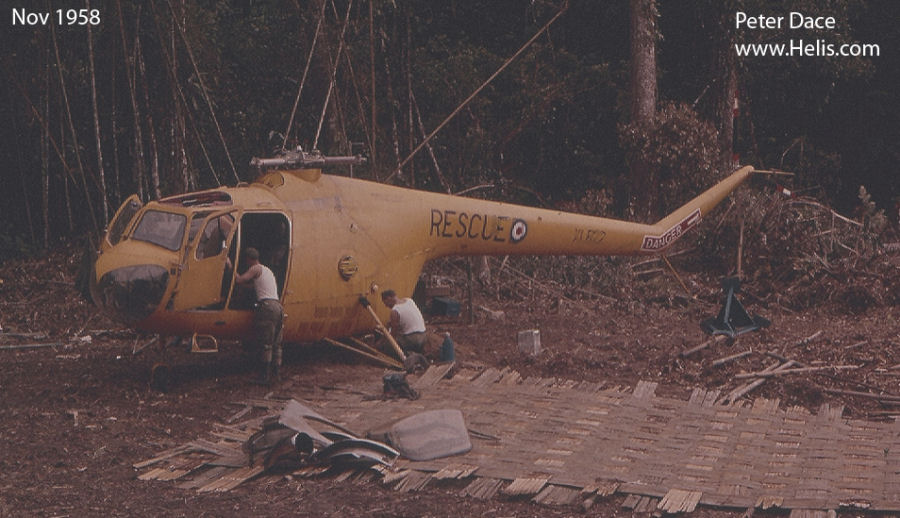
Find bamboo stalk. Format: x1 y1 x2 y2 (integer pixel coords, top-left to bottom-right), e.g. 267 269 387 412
661 254 693 299
721 360 794 404
794 330 824 346
680 334 728 358
385 2 569 182
86 8 109 224
824 388 900 402
735 365 859 379
712 350 751 367
0 343 62 351
368 0 377 171
50 21 99 234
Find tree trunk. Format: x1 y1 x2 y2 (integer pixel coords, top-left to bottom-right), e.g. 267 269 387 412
110 54 122 207
629 0 658 219
51 22 99 234
406 5 415 187
61 119 74 233
137 37 162 200
714 21 737 173
369 0 377 171
87 2 109 225
117 0 146 201
172 0 189 192
42 44 50 248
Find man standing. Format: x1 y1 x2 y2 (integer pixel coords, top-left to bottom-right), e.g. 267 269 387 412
235 247 283 384
381 289 427 354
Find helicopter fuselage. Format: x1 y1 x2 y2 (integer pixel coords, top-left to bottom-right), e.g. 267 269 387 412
90 165 755 344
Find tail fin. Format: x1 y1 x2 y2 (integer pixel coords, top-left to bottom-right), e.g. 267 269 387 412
639 166 754 253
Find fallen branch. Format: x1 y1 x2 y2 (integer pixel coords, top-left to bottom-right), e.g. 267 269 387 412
793 330 824 347
0 331 49 339
661 254 694 300
824 388 900 403
788 199 863 227
712 350 752 368
720 360 793 404
680 335 728 358
735 365 859 379
132 336 159 356
764 350 802 366
0 342 62 351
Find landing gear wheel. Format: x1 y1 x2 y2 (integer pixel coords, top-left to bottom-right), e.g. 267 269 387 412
150 363 171 392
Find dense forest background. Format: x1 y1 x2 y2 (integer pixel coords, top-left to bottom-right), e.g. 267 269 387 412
1 0 897 260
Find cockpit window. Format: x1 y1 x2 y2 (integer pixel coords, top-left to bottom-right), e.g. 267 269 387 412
196 213 234 260
187 211 213 244
131 210 187 251
107 198 141 246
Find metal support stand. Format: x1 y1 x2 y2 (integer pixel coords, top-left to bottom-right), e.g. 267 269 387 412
701 276 770 338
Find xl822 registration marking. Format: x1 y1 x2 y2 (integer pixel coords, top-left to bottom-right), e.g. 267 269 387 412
640 209 701 252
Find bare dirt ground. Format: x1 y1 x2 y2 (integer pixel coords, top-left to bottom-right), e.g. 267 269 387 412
1 234 898 517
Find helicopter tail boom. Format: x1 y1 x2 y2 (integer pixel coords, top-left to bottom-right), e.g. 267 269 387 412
420 166 755 259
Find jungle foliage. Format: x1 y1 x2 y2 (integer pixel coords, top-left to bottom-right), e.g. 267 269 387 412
1 0 897 261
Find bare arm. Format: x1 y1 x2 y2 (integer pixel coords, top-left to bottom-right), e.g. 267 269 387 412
388 309 400 335
235 264 260 285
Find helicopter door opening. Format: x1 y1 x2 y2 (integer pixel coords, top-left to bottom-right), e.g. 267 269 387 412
168 208 241 311
227 212 291 310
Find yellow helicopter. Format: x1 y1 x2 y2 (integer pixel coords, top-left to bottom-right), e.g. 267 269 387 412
90 147 756 364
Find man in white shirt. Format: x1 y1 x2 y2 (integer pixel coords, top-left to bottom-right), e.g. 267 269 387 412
381 289 427 354
235 247 283 384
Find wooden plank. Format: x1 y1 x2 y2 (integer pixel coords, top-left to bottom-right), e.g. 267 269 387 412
188 439 244 458
382 469 411 485
659 488 703 513
432 464 479 480
502 476 550 496
202 465 265 492
471 368 503 387
176 466 229 490
225 405 252 424
413 363 456 388
137 467 167 481
622 493 641 509
582 480 620 498
632 380 658 399
532 484 578 506
460 477 504 500
133 444 192 469
394 470 431 493
756 496 785 510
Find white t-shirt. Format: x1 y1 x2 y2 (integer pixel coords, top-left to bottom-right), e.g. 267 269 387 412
392 298 426 335
251 264 279 301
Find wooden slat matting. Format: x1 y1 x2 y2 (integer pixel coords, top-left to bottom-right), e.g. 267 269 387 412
303 372 900 513
135 370 900 514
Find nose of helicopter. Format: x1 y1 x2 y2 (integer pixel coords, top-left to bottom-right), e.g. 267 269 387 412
90 263 170 324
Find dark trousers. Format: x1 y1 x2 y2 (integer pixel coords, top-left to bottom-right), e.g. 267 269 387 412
254 299 284 369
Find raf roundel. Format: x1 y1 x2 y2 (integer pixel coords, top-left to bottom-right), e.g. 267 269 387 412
510 219 528 243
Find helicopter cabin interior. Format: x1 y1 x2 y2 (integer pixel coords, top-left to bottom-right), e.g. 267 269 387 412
225 212 291 310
